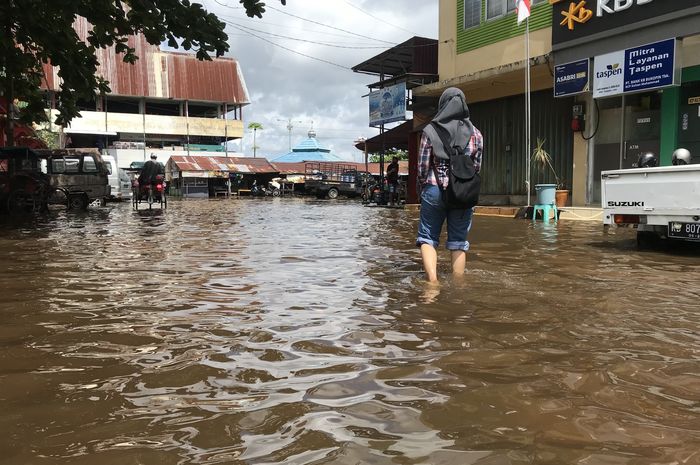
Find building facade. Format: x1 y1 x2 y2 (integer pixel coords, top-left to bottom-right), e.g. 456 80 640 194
414 0 700 206
42 18 249 170
550 0 700 204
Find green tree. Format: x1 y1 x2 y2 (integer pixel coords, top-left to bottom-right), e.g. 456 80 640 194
369 148 408 163
248 121 263 158
0 0 285 145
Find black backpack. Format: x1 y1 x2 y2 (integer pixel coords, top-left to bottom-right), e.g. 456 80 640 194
431 124 481 209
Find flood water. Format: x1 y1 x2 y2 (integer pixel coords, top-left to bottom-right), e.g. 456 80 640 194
1 198 699 465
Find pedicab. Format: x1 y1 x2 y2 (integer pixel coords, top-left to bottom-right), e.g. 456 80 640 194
132 173 167 210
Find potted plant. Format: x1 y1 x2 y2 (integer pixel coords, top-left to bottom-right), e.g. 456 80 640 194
531 138 569 207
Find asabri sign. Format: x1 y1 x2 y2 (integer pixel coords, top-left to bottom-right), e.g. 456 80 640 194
593 38 679 98
554 59 590 97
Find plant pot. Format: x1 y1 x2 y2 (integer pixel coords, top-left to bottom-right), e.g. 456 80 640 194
535 184 556 205
555 189 569 208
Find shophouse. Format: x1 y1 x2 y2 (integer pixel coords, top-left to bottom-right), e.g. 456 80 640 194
413 0 572 206
550 0 700 204
42 17 249 170
414 1 700 207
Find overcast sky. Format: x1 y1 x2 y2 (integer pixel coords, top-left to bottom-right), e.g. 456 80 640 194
198 0 438 162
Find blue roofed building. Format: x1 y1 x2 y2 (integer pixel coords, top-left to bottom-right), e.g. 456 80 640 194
271 129 346 163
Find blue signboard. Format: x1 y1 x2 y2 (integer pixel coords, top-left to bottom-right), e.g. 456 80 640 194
623 39 677 94
554 59 590 98
369 82 406 127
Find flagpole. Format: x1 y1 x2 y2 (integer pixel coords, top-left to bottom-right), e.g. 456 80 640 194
525 16 531 208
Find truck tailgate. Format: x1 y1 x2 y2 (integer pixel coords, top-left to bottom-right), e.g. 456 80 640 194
602 165 700 224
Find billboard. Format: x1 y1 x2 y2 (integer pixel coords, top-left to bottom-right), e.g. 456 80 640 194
369 82 406 127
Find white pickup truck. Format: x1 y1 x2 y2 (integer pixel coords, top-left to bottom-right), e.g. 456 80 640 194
601 164 700 244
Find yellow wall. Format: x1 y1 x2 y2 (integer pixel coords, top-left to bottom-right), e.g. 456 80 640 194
438 0 553 81
682 35 700 68
53 110 244 138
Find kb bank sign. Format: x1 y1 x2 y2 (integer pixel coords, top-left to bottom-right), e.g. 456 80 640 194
551 0 700 46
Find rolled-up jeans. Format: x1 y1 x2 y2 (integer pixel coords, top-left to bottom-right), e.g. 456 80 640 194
416 184 473 251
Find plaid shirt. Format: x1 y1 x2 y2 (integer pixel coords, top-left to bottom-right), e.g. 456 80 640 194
418 126 483 188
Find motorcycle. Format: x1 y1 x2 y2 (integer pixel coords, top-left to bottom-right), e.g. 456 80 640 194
250 180 281 197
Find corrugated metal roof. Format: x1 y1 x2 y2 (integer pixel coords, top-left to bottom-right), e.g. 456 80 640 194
168 155 278 174
352 36 438 80
41 17 249 105
272 161 408 176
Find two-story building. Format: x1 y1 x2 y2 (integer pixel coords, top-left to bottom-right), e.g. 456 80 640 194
42 17 249 169
414 0 700 207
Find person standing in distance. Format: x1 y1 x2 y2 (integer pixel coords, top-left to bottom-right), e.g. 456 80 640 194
416 87 483 283
386 156 400 206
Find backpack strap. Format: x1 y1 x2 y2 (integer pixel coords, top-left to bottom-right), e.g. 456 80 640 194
429 150 446 192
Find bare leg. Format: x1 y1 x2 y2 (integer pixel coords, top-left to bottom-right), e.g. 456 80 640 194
451 250 466 277
420 243 439 283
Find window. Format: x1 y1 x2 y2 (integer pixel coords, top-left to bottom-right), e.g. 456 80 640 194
463 0 481 29
52 157 80 173
487 0 545 20
487 0 514 19
83 156 98 172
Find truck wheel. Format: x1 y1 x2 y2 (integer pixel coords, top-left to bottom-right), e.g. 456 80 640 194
68 194 89 211
327 188 339 199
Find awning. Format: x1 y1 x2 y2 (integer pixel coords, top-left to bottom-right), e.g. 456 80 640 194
354 120 425 154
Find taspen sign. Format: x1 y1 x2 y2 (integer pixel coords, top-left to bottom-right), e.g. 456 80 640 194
550 0 699 46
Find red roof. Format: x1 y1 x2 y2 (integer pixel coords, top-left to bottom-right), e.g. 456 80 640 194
168 156 278 174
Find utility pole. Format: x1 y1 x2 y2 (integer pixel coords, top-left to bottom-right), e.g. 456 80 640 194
277 118 303 151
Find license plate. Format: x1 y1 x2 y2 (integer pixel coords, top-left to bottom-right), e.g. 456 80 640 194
668 222 700 240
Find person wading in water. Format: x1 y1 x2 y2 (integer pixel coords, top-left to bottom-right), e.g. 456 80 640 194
416 87 483 283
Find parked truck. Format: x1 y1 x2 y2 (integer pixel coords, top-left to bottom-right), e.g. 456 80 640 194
601 163 700 245
304 162 372 199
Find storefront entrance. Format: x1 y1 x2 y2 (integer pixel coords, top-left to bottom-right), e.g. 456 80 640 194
679 81 700 164
591 91 662 203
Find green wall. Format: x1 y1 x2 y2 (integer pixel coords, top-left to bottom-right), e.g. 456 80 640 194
456 1 552 54
660 65 700 165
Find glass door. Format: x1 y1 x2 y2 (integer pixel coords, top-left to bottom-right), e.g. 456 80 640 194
622 92 662 169
591 91 662 203
592 97 623 204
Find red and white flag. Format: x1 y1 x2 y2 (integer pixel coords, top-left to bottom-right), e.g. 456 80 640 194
515 0 531 24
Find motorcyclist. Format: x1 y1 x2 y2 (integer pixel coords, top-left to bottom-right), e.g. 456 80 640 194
138 153 164 186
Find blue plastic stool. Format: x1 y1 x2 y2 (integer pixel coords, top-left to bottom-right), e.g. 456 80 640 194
532 204 558 222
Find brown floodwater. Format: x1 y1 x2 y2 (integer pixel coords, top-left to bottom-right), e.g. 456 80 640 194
0 198 699 465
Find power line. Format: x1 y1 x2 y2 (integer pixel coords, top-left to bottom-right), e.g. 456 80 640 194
226 23 350 70
266 4 396 45
342 0 420 36
220 18 395 49
212 0 392 43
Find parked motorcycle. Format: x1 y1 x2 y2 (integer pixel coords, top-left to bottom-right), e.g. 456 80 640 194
250 179 281 197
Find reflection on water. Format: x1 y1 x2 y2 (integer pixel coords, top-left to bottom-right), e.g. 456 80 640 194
1 199 699 464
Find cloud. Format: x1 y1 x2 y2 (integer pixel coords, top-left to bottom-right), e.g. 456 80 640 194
202 0 438 162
